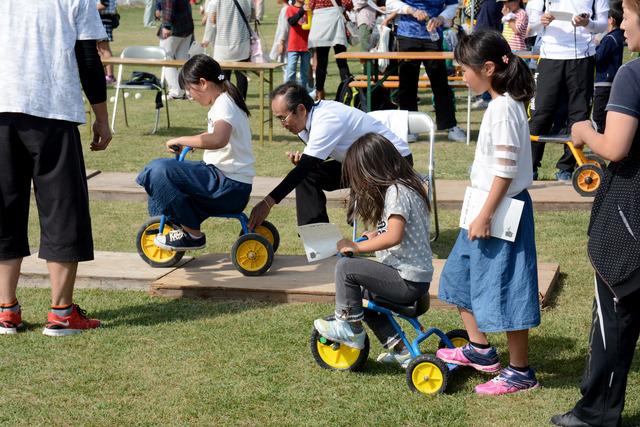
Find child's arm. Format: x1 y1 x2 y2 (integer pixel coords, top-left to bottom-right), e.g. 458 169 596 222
165 120 232 152
468 176 512 240
337 215 405 254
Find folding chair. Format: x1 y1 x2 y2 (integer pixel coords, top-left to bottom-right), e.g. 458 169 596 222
111 45 171 134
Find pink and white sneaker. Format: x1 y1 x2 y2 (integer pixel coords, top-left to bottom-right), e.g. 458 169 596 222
435 343 501 373
474 366 540 395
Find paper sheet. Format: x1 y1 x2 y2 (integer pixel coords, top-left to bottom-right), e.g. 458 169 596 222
459 187 525 242
298 223 344 262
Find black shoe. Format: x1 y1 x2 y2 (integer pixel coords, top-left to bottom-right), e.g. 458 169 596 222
550 411 592 426
154 229 206 251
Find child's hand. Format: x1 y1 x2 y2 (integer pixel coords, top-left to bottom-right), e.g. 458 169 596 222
468 214 491 241
337 238 358 255
166 139 182 153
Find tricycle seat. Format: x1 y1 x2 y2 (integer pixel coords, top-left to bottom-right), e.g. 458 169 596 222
372 293 430 318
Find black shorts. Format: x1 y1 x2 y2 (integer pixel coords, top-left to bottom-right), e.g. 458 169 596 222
0 113 94 262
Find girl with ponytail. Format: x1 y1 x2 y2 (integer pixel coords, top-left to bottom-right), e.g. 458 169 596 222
435 30 541 395
136 54 255 251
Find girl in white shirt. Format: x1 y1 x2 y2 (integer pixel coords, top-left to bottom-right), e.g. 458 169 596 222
435 30 541 396
136 55 255 251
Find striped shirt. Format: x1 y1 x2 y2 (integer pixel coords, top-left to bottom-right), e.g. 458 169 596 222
502 8 527 51
213 0 253 62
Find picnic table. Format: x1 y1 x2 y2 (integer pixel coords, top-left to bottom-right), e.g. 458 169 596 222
335 51 539 144
101 57 284 145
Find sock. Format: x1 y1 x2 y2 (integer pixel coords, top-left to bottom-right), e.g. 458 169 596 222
51 304 73 317
470 341 492 354
509 364 530 373
0 300 20 313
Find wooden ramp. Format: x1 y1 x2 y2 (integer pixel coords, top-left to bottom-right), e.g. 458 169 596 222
151 255 560 308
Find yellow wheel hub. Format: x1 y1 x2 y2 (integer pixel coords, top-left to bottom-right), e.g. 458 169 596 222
141 223 177 263
316 340 360 369
235 240 268 272
450 337 468 348
411 362 445 395
577 169 601 191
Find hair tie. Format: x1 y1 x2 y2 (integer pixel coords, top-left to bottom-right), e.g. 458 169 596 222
218 74 225 81
502 54 510 65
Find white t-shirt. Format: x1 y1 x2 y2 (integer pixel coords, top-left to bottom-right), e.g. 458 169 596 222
470 94 533 197
203 92 255 184
0 0 107 124
299 101 411 162
375 184 433 283
527 0 609 59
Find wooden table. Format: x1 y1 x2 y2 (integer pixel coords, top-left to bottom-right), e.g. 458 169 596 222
101 58 284 145
336 51 539 144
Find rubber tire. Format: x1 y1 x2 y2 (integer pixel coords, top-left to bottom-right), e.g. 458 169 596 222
310 315 370 372
572 164 604 197
437 329 470 349
231 233 274 276
136 216 185 268
239 220 280 253
585 153 606 170
406 354 449 395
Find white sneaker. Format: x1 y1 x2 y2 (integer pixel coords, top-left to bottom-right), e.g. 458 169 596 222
472 98 489 109
376 350 412 368
448 126 467 142
313 318 366 349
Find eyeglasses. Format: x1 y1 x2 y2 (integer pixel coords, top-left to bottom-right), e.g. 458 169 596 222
277 111 294 125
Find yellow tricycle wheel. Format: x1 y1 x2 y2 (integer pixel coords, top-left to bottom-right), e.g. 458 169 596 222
231 233 274 276
438 329 470 349
136 217 185 268
310 317 369 372
240 220 280 252
407 355 448 395
572 164 603 197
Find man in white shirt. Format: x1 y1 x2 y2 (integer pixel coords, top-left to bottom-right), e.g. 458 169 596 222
248 82 412 228
0 0 111 336
527 0 608 180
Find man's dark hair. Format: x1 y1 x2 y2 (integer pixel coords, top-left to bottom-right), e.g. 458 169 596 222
270 82 315 113
609 0 623 27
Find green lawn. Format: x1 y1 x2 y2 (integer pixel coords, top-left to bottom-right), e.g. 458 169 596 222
4 3 640 426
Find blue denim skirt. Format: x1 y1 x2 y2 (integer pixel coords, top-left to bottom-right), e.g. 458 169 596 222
438 190 541 333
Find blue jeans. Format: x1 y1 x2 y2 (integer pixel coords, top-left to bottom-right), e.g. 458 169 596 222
136 158 252 230
285 51 310 89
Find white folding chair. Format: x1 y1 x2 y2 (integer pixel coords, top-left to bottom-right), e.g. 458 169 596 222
111 45 171 134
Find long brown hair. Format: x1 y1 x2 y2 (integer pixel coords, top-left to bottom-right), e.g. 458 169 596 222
343 133 429 228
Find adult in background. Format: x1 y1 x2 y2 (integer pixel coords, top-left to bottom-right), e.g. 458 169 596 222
527 0 608 181
471 0 503 109
550 0 640 422
158 0 194 100
307 0 353 100
213 0 254 100
248 82 412 228
386 0 467 142
144 0 157 27
0 0 111 336
96 0 117 85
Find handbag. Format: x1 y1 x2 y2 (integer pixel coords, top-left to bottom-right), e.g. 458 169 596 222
232 0 266 63
330 0 360 46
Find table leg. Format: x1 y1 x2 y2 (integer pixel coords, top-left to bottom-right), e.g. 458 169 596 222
366 60 372 112
260 69 265 146
269 69 273 144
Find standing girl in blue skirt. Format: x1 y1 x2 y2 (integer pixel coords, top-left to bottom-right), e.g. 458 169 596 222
435 30 541 395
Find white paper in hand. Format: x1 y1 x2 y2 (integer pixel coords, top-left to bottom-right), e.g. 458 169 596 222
298 223 344 262
459 187 525 242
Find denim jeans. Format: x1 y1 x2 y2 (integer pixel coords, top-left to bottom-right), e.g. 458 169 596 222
136 158 252 229
285 51 311 90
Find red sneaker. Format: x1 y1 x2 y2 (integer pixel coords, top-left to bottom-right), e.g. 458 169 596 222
42 304 101 337
0 309 23 335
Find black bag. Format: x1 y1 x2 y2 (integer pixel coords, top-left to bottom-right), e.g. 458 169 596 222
111 12 120 29
124 71 164 109
335 76 396 112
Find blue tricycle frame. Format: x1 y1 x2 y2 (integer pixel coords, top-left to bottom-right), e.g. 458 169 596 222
135 147 281 276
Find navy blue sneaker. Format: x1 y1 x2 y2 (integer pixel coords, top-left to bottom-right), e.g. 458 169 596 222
436 343 501 372
154 229 206 251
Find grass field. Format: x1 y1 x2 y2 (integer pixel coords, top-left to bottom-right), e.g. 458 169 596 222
4 2 640 426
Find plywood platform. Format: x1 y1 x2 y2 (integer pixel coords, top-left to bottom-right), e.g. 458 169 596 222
151 255 560 308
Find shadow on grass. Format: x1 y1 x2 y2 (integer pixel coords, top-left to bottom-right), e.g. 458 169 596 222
151 126 205 138
93 298 278 328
